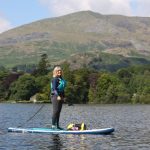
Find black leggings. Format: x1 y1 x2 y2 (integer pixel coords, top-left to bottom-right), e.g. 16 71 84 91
51 95 63 127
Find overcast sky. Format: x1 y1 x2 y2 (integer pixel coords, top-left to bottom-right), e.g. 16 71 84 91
0 0 150 33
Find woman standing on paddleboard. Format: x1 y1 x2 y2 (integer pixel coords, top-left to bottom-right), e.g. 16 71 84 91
51 66 66 130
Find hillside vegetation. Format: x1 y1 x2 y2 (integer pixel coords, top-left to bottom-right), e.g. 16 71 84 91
0 11 150 68
0 58 150 104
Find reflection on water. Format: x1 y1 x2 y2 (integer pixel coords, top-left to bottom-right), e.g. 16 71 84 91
49 135 63 150
0 104 150 149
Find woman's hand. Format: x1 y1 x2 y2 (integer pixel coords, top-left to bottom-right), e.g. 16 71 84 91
57 96 61 100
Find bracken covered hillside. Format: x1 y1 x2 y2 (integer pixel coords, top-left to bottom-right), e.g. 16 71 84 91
0 11 150 68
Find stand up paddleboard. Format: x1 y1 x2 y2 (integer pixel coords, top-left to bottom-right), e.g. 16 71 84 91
8 127 114 135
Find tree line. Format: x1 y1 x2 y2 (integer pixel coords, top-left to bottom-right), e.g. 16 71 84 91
0 54 150 104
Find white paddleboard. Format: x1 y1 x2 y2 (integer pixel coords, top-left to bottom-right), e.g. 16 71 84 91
8 127 114 135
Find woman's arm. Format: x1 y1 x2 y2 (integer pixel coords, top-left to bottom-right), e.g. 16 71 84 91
51 78 58 96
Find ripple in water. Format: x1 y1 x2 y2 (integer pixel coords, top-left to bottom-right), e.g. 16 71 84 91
0 104 150 149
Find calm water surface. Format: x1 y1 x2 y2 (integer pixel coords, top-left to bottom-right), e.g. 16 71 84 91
0 103 150 150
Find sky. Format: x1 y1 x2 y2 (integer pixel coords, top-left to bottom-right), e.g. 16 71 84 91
0 0 150 33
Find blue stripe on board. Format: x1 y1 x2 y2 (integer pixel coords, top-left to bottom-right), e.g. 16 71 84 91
8 127 114 135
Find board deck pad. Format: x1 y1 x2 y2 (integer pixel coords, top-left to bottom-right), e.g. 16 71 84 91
8 127 114 135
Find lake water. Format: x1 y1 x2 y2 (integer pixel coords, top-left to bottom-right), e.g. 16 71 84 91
0 103 150 150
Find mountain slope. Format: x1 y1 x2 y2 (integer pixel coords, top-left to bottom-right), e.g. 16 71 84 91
0 10 150 67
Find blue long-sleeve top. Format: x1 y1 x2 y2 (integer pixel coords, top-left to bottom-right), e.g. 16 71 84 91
51 77 66 97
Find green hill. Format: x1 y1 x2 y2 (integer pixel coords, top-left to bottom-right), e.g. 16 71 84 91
0 10 150 68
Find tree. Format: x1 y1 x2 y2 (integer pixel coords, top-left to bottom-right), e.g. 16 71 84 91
61 62 74 82
35 75 50 101
117 68 132 85
73 68 90 103
0 70 10 100
88 72 100 103
34 54 50 76
131 74 150 104
64 81 75 105
95 73 129 103
9 74 38 100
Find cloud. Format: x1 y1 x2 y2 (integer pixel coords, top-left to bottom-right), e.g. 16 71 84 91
0 16 12 33
39 0 90 16
134 0 150 17
39 0 150 17
89 0 132 16
39 0 132 17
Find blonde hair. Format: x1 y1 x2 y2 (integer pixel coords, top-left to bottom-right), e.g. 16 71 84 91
53 66 62 77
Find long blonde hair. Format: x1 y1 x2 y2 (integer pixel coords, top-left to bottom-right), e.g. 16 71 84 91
53 66 62 77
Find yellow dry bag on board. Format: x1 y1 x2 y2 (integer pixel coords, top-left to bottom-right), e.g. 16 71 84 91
67 123 86 131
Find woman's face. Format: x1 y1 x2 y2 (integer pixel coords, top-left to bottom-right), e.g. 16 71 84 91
56 70 62 76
